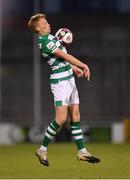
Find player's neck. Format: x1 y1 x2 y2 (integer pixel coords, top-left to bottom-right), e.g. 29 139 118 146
39 32 49 36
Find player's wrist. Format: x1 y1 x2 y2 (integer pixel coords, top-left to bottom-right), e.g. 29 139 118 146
82 64 88 70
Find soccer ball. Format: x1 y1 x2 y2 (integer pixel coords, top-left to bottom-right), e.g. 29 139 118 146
55 28 73 46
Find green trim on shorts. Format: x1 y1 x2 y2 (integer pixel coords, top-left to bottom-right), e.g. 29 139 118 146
55 100 62 106
50 74 73 84
51 64 71 74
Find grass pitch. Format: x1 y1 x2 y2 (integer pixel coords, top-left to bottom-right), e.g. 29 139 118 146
0 142 130 179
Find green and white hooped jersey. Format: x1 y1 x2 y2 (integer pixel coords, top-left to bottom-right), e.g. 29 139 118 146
38 34 73 84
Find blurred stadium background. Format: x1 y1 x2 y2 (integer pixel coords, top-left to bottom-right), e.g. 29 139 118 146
0 0 130 146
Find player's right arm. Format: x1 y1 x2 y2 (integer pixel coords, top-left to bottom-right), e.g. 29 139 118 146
53 48 90 81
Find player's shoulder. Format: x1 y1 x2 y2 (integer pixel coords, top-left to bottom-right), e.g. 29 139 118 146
39 34 55 42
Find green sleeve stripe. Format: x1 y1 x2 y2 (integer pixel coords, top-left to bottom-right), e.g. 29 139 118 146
50 74 73 84
51 64 71 74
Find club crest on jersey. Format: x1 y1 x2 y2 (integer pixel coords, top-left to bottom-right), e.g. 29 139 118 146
47 41 55 50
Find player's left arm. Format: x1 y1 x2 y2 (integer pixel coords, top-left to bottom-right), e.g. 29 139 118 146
71 65 84 78
53 48 90 81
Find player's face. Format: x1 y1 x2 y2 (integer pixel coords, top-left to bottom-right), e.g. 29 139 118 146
37 17 51 34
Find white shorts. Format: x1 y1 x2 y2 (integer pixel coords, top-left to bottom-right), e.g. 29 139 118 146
51 77 79 107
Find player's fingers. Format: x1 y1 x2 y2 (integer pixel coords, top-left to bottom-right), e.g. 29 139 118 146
77 70 83 78
83 69 90 81
87 70 90 81
80 71 84 77
77 72 83 78
83 69 88 78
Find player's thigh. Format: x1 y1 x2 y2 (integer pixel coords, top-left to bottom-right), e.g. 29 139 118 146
51 80 72 106
70 83 79 105
69 104 80 122
55 105 68 125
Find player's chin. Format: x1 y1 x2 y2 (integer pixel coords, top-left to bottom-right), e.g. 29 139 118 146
48 28 51 33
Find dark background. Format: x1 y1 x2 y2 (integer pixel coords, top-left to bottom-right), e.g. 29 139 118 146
1 0 130 128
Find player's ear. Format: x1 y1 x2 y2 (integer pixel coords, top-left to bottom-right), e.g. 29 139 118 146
35 26 40 33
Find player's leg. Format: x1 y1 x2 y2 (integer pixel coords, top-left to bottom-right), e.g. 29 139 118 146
69 104 87 153
41 105 68 149
69 82 100 163
69 104 100 163
68 79 87 153
36 80 70 166
36 105 68 166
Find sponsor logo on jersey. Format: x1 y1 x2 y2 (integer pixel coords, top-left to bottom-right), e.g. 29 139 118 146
47 41 55 50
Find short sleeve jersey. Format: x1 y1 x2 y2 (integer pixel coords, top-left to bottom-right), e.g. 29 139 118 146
38 34 73 84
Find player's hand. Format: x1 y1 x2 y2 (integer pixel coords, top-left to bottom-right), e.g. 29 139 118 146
83 64 90 81
75 68 84 78
72 66 84 78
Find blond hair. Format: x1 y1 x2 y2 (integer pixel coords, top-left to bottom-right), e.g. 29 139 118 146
28 13 46 33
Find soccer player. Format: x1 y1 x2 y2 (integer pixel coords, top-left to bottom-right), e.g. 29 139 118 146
28 13 100 166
